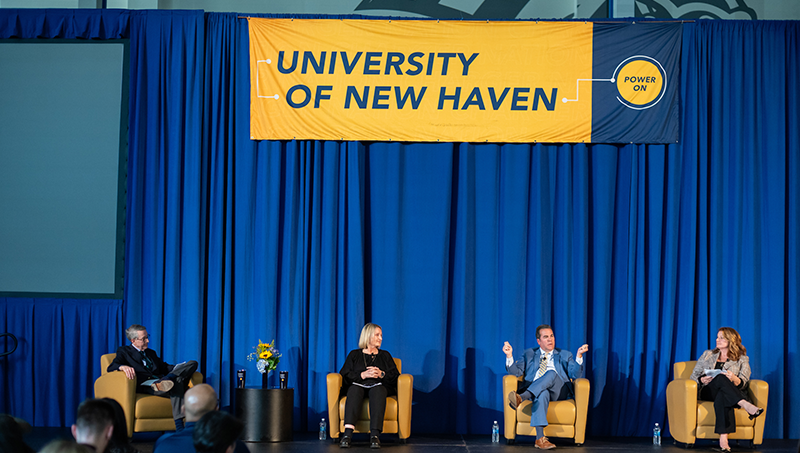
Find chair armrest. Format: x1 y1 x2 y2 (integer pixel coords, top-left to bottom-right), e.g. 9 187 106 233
748 379 768 410
189 372 203 387
502 375 519 440
666 378 697 444
95 371 137 437
327 373 343 438
748 380 768 445
573 378 590 444
397 373 414 439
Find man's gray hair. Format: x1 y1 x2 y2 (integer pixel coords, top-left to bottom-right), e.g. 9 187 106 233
125 324 147 342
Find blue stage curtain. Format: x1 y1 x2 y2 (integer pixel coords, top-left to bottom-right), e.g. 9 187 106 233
123 9 206 366
202 14 369 429
0 298 122 426
0 8 129 39
1 11 798 440
675 20 800 438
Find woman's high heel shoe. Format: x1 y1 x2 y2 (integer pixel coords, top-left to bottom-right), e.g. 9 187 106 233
749 407 764 420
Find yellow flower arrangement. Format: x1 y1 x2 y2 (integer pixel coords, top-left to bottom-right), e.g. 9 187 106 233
247 339 281 374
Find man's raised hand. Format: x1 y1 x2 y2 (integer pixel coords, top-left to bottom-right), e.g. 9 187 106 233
503 341 513 358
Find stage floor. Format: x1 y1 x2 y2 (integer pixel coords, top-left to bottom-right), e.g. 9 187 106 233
24 429 799 453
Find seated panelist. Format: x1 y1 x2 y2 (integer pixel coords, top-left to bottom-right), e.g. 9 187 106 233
338 323 399 449
689 327 764 452
107 324 199 431
504 324 588 450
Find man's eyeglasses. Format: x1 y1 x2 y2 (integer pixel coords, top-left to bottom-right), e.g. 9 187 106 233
136 335 151 341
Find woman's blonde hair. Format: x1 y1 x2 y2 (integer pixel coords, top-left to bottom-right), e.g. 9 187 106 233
713 326 747 361
358 323 382 350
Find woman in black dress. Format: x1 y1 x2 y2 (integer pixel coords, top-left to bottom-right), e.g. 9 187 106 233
338 323 399 449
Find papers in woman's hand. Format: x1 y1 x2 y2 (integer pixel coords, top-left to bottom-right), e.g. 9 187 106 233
704 369 723 377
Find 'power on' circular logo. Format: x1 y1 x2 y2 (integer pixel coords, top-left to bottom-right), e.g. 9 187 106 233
613 56 667 110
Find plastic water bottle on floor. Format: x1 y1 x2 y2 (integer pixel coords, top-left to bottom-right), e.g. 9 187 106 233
319 418 327 440
653 422 661 446
492 420 500 443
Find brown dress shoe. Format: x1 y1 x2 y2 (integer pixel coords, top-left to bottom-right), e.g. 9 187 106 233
534 437 556 449
151 379 174 393
508 391 522 410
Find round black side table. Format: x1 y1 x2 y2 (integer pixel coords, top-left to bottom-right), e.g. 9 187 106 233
234 387 294 442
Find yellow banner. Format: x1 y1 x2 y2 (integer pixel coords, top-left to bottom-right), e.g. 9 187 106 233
249 19 593 143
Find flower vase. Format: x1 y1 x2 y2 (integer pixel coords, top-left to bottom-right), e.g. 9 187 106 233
261 370 270 389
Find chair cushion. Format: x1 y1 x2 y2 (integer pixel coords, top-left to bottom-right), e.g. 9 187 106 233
516 399 576 425
135 394 174 419
338 396 398 421
135 418 177 433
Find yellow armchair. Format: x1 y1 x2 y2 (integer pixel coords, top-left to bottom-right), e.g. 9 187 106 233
666 361 768 447
326 358 413 443
94 353 203 437
502 375 590 446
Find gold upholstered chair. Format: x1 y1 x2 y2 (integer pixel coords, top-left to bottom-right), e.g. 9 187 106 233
94 352 203 437
666 360 768 448
502 374 590 446
326 357 413 443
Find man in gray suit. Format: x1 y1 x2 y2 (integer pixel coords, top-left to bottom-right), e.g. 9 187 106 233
503 325 588 450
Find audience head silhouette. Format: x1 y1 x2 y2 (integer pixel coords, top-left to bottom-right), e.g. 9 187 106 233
0 414 35 453
184 383 219 422
101 398 138 453
192 410 244 453
71 399 115 453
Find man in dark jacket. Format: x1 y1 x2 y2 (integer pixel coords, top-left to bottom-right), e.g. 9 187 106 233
107 324 198 430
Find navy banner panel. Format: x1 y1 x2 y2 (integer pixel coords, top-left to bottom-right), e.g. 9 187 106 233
591 23 682 143
0 11 799 441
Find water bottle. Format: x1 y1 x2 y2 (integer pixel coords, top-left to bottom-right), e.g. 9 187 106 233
653 422 661 446
491 420 500 443
319 418 327 440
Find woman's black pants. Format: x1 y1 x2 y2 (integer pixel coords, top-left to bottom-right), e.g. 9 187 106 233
699 374 748 434
344 385 388 433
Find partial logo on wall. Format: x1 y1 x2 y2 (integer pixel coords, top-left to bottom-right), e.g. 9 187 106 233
349 0 763 21
635 0 757 19
353 0 610 20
